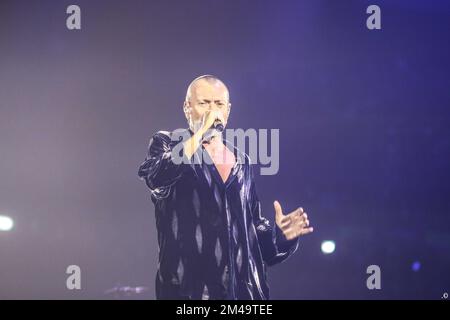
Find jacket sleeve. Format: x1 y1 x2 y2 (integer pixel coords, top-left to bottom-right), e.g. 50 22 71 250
137 131 189 200
248 164 300 267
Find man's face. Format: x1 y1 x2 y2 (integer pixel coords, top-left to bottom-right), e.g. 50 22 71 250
184 79 230 130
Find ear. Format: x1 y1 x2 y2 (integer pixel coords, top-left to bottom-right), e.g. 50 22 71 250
183 101 190 119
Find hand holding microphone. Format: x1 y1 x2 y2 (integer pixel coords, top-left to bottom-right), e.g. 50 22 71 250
198 110 225 143
201 110 225 133
183 109 226 159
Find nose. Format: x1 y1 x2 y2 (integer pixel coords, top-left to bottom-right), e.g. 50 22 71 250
208 102 220 111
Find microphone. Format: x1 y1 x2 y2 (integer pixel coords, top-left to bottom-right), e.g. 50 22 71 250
213 119 224 132
203 120 223 143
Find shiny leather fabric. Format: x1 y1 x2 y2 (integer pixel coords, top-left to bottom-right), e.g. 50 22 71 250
138 129 299 300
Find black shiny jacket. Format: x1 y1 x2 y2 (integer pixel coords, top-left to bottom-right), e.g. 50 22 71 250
138 129 299 300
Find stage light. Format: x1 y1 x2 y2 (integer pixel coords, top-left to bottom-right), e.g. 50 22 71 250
411 261 421 272
0 215 14 231
321 240 335 254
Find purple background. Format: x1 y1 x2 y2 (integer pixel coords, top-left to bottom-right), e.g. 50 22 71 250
1 0 449 299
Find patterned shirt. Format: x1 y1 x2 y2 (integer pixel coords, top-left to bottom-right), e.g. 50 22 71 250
138 129 299 300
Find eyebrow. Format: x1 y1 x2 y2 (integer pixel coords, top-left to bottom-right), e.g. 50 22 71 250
198 99 225 103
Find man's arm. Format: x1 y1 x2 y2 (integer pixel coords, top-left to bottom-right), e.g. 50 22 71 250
248 167 300 267
183 128 207 159
183 109 223 158
138 131 188 199
138 107 227 199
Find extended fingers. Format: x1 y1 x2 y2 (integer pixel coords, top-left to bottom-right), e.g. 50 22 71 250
284 226 314 240
278 207 312 233
291 209 308 225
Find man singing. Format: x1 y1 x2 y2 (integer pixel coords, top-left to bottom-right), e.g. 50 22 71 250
138 75 313 300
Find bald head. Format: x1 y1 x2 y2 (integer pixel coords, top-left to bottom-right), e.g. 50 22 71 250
183 75 231 131
185 75 230 103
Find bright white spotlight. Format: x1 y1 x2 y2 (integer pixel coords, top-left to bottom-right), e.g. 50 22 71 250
321 240 335 254
0 215 14 231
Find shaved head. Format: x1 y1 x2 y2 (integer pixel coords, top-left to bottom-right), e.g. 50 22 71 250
183 75 231 132
185 75 230 103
